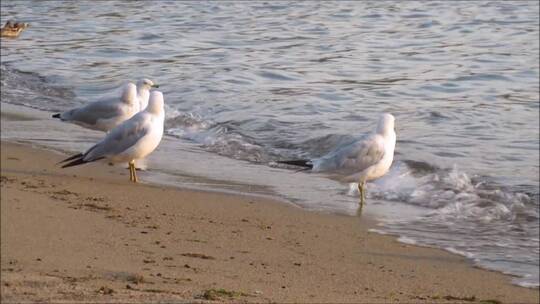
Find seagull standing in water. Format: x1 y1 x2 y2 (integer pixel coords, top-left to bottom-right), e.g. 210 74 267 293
52 78 159 132
59 91 165 182
279 113 397 208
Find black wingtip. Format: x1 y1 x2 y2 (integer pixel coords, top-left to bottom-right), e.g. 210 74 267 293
277 159 313 169
52 113 60 119
57 153 83 165
61 157 88 168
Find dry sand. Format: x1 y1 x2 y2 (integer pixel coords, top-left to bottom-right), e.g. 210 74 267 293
1 141 538 303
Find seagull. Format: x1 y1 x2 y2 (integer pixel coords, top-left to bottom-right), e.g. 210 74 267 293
59 91 165 183
278 113 397 208
52 79 159 132
52 82 140 132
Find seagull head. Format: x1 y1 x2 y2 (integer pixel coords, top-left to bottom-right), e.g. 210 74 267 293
137 78 159 90
376 113 395 137
121 83 138 105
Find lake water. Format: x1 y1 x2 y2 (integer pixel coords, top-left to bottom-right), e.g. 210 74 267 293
1 1 538 288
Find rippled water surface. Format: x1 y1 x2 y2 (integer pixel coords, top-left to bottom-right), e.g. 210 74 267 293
1 1 539 287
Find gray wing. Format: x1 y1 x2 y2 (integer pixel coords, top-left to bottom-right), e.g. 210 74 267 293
61 99 124 125
83 113 151 161
313 133 386 175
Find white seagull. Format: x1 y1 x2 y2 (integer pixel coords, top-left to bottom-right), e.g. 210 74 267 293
52 78 159 132
279 113 397 207
59 91 165 182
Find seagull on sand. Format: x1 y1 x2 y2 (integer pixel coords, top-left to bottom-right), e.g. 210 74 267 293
59 91 165 183
52 79 159 132
278 113 397 208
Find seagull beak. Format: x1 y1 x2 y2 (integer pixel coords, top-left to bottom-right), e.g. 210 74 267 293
151 84 160 88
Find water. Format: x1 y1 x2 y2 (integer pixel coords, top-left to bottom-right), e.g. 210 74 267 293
1 1 538 288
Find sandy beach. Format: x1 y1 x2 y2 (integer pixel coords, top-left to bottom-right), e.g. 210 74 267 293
0 141 537 303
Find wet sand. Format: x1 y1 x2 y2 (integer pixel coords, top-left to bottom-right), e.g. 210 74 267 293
1 141 538 303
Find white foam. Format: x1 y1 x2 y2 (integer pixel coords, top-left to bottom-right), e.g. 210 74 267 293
347 182 359 196
368 228 390 235
514 279 540 288
444 247 475 259
397 236 417 245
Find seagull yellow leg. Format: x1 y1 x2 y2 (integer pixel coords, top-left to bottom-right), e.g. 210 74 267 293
362 181 367 206
358 181 366 207
130 160 139 183
357 182 363 205
128 161 134 182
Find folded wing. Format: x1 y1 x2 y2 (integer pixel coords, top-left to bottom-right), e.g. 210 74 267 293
314 133 386 176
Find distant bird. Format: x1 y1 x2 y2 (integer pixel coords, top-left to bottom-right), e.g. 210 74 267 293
59 91 165 183
136 78 159 111
278 113 397 208
1 20 29 38
52 83 140 132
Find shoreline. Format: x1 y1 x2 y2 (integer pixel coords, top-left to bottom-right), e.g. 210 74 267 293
1 140 538 303
0 101 369 216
